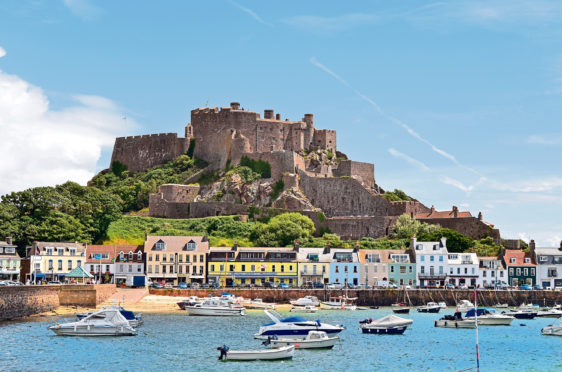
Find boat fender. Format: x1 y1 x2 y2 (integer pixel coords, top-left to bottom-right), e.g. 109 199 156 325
520 324 526 326
444 321 447 327
454 321 457 328
217 345 229 360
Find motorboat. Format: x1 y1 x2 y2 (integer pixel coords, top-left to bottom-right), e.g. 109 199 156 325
438 302 448 309
434 312 476 329
493 303 509 309
465 308 514 325
49 308 136 336
242 298 276 310
519 303 540 311
456 300 474 313
391 303 410 314
321 296 357 310
541 317 562 337
537 307 562 318
417 302 441 313
290 296 320 307
289 305 318 313
186 298 245 316
360 314 413 334
218 345 294 361
76 305 143 328
264 331 339 349
503 310 537 319
254 310 344 339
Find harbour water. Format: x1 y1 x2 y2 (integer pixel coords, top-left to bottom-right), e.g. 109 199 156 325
0 308 559 372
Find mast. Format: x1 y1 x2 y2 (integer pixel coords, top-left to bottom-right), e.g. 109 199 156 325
474 288 480 371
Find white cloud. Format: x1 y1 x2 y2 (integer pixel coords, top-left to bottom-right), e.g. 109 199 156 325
63 0 101 21
526 134 562 145
388 148 431 171
0 46 6 59
283 13 377 32
0 53 135 195
490 177 562 193
441 176 486 194
228 0 272 26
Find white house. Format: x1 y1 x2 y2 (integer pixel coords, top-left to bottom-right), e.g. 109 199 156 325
409 236 449 288
447 252 479 288
531 241 562 289
477 257 507 288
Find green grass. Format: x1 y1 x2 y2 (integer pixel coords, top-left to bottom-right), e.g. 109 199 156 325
104 215 255 245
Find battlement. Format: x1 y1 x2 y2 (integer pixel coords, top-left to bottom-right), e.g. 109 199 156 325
116 132 179 141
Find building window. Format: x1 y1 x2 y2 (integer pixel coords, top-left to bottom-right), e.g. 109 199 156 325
409 266 413 273
162 255 167 262
119 264 124 272
250 264 255 272
531 268 535 276
430 256 434 262
67 260 72 270
464 268 468 274
69 248 76 256
344 266 348 273
439 266 443 274
390 266 395 273
128 265 132 273
457 268 460 274
540 256 547 262
229 265 234 272
138 265 142 273
524 268 528 276
120 251 124 260
155 266 159 274
169 266 173 274
483 271 487 277
77 260 81 267
439 256 443 262
106 265 110 272
241 265 246 272
210 264 215 272
185 266 190 274
179 255 183 263
148 265 152 273
524 258 530 264
137 252 142 260
272 265 276 272
421 256 424 262
510 258 516 263
58 260 63 270
149 254 152 262
46 248 53 255
170 254 174 262
516 268 521 276
500 271 504 277
193 255 197 263
155 254 160 261
219 264 224 272
450 267 453 274
155 241 165 250
471 268 475 274
400 266 406 274
335 266 339 273
162 266 166 274
290 265 293 272
281 265 285 272
200 255 204 263
186 255 190 262
420 266 425 274
353 266 357 273
129 252 133 260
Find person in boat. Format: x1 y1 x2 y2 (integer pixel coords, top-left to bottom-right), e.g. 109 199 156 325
217 345 229 360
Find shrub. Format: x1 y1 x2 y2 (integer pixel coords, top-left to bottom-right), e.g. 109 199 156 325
240 156 271 178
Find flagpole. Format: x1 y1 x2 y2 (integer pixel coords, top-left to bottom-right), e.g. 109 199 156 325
474 288 480 372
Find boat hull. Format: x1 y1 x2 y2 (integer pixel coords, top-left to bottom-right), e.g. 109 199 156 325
541 326 562 336
254 327 343 339
392 308 410 314
434 319 476 329
510 312 537 319
269 337 339 349
537 311 562 318
320 303 356 310
361 326 408 334
186 307 245 316
467 317 513 326
225 346 294 360
417 307 440 313
49 325 136 336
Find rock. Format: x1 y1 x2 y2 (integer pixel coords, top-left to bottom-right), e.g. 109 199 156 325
272 188 318 211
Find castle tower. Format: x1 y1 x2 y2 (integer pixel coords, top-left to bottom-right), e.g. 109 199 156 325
302 113 314 149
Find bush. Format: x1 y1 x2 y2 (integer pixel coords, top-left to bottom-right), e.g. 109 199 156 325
270 180 284 201
240 156 271 178
383 189 412 202
251 213 315 247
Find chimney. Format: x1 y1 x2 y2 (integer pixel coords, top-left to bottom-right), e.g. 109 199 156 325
6 236 12 245
353 241 360 253
323 241 331 254
230 102 240 110
452 206 458 218
478 212 483 221
275 113 281 120
529 239 535 250
430 205 435 214
232 241 238 251
559 240 562 251
294 240 300 250
264 109 274 119
410 235 417 250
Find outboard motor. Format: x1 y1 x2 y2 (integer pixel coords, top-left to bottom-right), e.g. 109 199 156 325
217 345 229 360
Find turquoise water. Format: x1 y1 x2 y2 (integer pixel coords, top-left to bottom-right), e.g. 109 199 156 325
0 309 560 372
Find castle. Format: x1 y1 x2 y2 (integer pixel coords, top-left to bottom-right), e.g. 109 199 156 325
110 102 500 242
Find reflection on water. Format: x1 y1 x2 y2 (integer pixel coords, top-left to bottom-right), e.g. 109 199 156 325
0 309 560 372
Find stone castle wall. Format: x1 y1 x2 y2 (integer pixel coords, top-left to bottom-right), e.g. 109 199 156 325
149 184 200 218
333 160 375 190
241 151 306 180
111 133 190 173
418 217 501 242
58 284 116 307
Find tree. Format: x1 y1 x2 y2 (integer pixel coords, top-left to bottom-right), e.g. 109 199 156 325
392 214 440 239
418 228 475 253
251 213 315 247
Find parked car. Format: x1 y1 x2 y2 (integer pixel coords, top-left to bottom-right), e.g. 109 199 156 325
47 281 61 285
460 285 468 289
327 283 343 289
264 281 278 289
519 284 532 290
178 282 188 289
533 284 543 290
150 283 164 289
445 283 455 289
279 283 290 289
313 282 325 289
494 281 509 289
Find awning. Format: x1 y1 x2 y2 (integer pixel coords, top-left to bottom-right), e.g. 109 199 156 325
34 273 45 278
233 273 298 279
190 275 205 279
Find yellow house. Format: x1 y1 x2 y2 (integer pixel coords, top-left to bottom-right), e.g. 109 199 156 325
28 241 87 282
296 247 330 286
207 246 298 287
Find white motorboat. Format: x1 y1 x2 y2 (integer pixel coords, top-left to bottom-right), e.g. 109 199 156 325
541 317 562 337
76 305 143 328
493 303 509 309
290 296 320 307
49 308 136 336
465 308 514 326
290 305 318 313
360 314 413 334
434 312 476 329
265 331 339 349
391 303 410 314
519 303 540 311
186 298 245 316
177 296 203 310
218 345 295 361
537 307 562 318
254 310 344 339
438 302 448 309
417 302 441 313
320 296 357 310
242 298 276 310
456 300 474 313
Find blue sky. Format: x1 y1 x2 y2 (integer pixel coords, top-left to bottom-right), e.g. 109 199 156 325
1 0 562 246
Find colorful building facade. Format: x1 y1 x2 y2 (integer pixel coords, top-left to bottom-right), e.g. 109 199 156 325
447 252 479 288
531 240 562 289
0 237 20 281
328 248 359 286
388 250 416 287
27 241 86 283
409 236 449 288
502 248 536 286
297 247 330 286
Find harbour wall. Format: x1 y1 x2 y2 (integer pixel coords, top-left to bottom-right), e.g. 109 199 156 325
149 288 562 307
0 284 116 322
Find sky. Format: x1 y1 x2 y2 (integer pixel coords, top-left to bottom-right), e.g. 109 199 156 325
1 0 562 246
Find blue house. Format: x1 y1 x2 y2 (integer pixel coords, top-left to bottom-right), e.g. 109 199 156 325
328 246 359 286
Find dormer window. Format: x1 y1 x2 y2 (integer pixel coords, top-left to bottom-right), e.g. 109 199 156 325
137 252 142 260
119 251 124 260
416 244 423 250
129 251 133 260
540 256 547 262
154 240 166 250
510 258 516 263
185 240 197 251
433 245 438 250
524 258 530 263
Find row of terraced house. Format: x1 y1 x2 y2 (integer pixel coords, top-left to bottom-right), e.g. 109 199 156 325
8 235 562 289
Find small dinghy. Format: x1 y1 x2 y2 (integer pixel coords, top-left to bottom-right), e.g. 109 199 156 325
360 314 413 334
264 331 339 349
391 303 410 314
541 317 562 337
434 312 476 329
218 345 295 361
49 308 136 336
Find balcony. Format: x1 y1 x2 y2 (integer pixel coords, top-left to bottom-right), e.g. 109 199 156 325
461 260 474 264
419 273 447 280
548 271 558 278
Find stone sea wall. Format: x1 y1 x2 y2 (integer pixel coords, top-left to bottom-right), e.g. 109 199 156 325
0 286 60 321
149 288 562 307
0 284 116 322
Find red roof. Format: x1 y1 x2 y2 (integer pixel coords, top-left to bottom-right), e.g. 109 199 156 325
416 210 472 219
86 245 140 263
503 250 535 266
